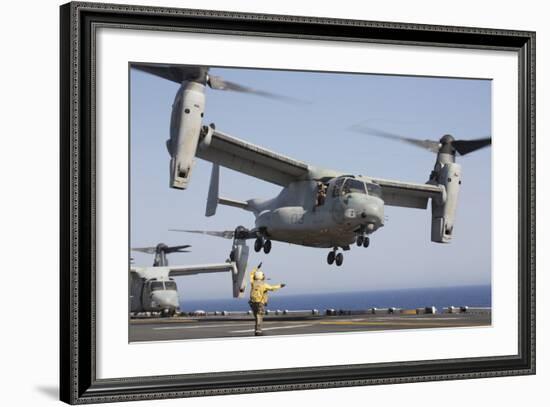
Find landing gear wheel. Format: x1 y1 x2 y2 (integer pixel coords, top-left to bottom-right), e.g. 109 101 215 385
254 238 263 252
327 251 336 265
263 240 272 254
356 235 364 246
335 253 344 266
363 237 370 248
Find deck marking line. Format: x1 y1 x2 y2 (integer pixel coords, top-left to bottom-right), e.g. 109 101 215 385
154 323 251 330
319 321 481 327
230 324 314 333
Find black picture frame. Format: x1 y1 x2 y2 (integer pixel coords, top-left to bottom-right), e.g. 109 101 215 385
60 2 536 404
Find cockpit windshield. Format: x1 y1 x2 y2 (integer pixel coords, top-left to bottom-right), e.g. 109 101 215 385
150 281 178 291
165 281 177 291
366 183 383 198
150 281 164 291
342 179 367 195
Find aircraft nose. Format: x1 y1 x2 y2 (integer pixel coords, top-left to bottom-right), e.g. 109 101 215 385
360 196 384 226
152 291 179 309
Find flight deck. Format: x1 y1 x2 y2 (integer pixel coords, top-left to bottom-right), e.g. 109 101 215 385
129 308 491 342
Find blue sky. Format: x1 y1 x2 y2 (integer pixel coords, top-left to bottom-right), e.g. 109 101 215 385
130 66 491 301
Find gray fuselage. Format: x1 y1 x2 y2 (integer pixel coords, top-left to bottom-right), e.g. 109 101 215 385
249 176 384 248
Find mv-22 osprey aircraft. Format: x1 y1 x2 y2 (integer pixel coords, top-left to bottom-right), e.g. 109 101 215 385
130 240 250 316
133 63 491 267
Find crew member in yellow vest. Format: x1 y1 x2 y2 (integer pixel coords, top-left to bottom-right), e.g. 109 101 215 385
248 264 286 336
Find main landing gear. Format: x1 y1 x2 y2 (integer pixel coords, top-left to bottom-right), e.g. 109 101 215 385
254 237 272 254
327 249 344 267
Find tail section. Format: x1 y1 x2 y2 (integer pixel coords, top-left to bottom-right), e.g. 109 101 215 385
205 163 252 216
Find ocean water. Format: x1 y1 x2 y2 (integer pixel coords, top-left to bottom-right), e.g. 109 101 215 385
181 285 491 312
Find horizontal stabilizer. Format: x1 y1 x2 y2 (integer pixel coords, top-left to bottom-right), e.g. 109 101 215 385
219 197 249 210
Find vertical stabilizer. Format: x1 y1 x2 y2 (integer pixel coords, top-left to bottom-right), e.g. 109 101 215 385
206 163 220 216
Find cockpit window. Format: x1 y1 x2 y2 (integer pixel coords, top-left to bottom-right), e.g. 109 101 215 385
150 281 164 291
342 179 366 195
165 281 177 291
151 281 178 291
366 183 383 198
332 177 346 197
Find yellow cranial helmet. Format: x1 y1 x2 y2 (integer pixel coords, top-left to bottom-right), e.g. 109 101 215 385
253 270 265 280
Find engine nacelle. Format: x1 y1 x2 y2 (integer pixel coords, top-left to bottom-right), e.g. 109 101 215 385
431 162 462 243
168 82 206 189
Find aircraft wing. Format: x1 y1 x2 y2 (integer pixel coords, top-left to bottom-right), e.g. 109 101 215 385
197 129 310 186
167 262 236 277
370 178 443 209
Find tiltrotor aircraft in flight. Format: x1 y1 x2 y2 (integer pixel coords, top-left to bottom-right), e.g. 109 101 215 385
133 63 491 267
130 241 249 316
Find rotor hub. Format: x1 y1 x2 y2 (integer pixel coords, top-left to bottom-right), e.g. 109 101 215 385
156 243 168 253
439 134 456 155
439 134 455 144
234 225 249 240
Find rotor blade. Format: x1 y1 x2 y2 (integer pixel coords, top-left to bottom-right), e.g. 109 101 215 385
131 247 157 254
169 229 235 239
133 63 207 84
164 244 192 253
452 137 491 155
168 244 192 250
207 75 308 104
349 125 441 153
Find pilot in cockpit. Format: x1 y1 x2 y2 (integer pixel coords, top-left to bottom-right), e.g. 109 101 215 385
316 182 327 207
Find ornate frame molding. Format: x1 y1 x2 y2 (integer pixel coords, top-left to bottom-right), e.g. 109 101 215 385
60 2 535 404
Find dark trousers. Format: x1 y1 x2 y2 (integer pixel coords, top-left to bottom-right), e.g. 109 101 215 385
249 301 265 334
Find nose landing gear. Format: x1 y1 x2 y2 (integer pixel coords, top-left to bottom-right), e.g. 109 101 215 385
356 234 370 248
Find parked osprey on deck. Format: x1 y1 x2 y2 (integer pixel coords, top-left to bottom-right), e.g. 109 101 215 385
133 63 491 267
130 241 250 316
